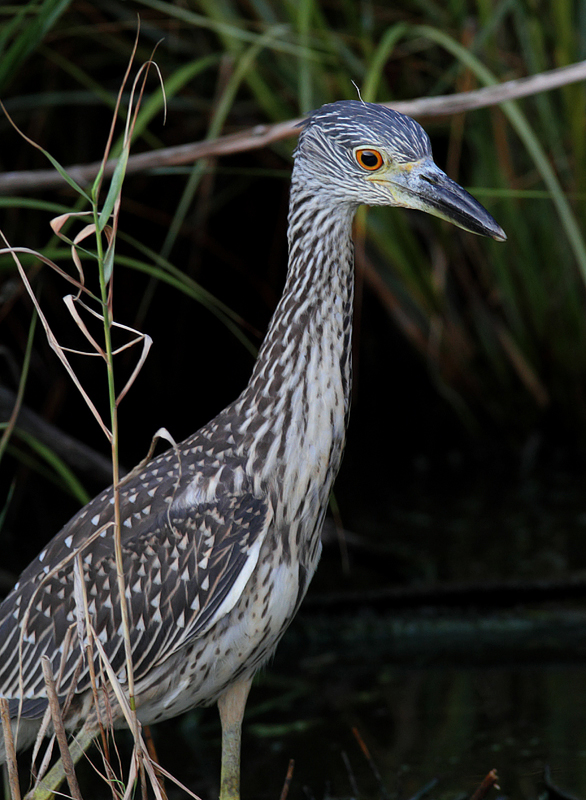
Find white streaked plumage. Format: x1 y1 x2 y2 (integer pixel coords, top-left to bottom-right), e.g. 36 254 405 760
0 102 504 799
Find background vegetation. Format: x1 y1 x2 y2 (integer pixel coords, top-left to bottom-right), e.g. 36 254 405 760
2 0 586 572
1 1 586 798
2 0 586 550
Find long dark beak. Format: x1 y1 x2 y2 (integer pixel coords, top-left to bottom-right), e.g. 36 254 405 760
388 158 507 242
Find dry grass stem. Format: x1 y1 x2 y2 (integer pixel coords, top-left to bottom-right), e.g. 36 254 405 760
1 50 161 785
30 707 56 786
40 657 83 800
120 427 178 485
0 697 21 800
100 48 167 762
145 761 204 800
0 237 113 440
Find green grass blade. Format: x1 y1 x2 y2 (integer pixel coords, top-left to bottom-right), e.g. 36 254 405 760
2 427 90 505
297 0 314 113
161 24 289 261
109 54 220 159
116 255 258 357
362 23 408 102
0 310 37 465
38 242 257 356
135 0 325 62
413 24 586 289
97 147 129 233
0 0 73 93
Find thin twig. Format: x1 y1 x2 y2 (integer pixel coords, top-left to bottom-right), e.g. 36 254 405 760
543 765 581 800
0 312 36 465
469 769 500 800
279 759 295 800
352 726 390 800
0 697 21 800
340 751 359 799
40 656 83 800
2 59 586 195
406 777 439 800
144 726 167 799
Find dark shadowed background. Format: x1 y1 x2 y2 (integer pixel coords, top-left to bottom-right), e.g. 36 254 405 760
2 2 586 798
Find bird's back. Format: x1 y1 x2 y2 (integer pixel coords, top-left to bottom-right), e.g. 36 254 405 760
0 401 287 723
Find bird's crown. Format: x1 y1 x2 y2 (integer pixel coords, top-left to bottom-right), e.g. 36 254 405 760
296 100 432 166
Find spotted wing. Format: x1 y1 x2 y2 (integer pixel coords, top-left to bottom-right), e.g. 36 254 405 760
0 488 272 719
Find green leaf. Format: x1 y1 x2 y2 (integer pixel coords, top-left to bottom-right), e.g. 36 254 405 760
0 0 73 93
3 427 90 505
97 147 129 232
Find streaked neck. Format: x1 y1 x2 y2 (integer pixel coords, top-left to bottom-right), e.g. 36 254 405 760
235 187 356 509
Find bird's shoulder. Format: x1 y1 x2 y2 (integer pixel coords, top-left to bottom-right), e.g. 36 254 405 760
5 412 246 596
0 420 274 703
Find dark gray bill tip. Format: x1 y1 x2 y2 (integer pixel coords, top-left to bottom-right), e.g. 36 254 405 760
490 222 507 243
468 211 507 242
432 183 506 241
414 165 506 243
428 189 507 241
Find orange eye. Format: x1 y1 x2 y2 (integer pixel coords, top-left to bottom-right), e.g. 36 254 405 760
355 148 384 171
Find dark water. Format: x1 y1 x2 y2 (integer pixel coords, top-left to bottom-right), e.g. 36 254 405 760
140 466 586 800
147 615 586 800
11 465 586 800
239 626 586 800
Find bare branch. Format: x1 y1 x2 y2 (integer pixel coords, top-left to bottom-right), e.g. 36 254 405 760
2 59 586 195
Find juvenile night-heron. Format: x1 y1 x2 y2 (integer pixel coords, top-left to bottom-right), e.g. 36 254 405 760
0 101 505 798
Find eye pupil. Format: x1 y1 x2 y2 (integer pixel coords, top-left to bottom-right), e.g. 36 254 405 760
356 149 383 170
361 151 378 167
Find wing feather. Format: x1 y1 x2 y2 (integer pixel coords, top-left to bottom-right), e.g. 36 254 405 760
0 485 272 721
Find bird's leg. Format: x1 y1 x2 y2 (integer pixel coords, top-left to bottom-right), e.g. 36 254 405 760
217 678 252 800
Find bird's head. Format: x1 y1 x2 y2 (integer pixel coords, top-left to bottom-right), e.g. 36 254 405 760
294 100 506 242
